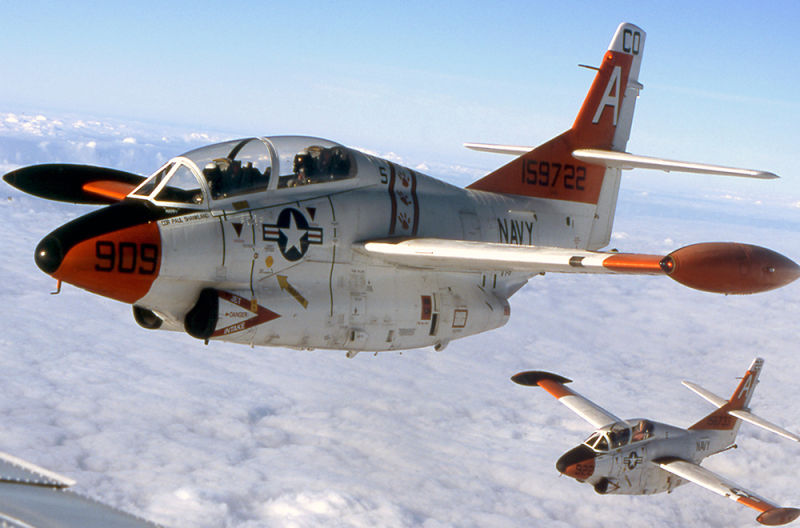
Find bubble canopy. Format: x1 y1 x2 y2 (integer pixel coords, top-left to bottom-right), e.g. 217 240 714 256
129 136 357 209
582 419 655 452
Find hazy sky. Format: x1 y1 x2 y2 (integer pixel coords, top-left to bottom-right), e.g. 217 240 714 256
2 117 799 526
3 1 798 191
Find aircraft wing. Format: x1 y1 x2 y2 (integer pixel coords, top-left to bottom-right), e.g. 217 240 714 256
3 164 144 204
655 457 800 526
511 371 621 429
358 238 664 275
356 238 800 295
0 450 162 528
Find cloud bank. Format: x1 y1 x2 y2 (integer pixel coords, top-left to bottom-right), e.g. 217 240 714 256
1 111 799 527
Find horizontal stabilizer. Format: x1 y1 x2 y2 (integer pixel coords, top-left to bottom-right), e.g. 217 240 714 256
688 358 800 442
572 149 779 179
729 410 800 442
463 143 778 179
681 381 728 408
463 142 532 156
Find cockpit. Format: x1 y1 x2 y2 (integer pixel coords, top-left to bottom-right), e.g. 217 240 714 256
128 136 357 209
583 420 654 452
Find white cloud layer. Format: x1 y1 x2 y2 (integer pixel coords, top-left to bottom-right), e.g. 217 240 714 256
1 112 799 527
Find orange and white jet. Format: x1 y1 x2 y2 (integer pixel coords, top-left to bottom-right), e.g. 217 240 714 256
4 23 799 354
512 358 800 526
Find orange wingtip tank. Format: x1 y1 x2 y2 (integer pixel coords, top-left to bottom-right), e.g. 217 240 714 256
662 242 800 295
756 507 800 526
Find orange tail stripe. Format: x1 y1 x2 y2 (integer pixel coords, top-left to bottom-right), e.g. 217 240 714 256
538 379 573 399
603 253 665 274
729 367 757 408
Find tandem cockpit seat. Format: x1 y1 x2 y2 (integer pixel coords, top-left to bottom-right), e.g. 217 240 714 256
129 136 357 212
282 145 353 188
203 158 271 200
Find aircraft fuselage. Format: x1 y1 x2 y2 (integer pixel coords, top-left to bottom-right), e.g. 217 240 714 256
132 144 595 351
558 419 737 495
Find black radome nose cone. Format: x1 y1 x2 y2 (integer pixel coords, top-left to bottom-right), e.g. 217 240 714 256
556 444 595 473
35 236 64 274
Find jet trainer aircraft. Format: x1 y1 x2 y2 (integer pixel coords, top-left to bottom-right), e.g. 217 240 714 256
511 358 800 525
4 23 799 354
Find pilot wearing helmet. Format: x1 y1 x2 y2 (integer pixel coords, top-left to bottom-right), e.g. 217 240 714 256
203 159 227 199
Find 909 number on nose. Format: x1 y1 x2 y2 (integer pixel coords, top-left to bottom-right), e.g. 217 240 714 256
95 241 159 274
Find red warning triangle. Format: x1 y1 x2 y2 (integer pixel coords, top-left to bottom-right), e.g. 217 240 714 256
212 291 281 338
232 223 244 237
306 207 316 220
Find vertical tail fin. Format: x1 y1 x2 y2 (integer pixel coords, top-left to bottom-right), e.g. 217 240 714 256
689 358 764 431
572 24 645 152
467 22 645 249
727 357 764 411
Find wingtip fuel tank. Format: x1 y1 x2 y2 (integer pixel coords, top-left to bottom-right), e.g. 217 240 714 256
757 507 800 526
660 242 800 295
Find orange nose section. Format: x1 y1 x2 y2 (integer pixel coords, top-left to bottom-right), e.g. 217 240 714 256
52 221 161 303
556 444 596 481
563 458 595 480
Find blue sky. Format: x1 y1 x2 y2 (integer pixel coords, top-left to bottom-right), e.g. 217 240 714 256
2 1 799 193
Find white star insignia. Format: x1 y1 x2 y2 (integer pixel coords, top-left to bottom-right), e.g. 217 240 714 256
281 212 306 254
